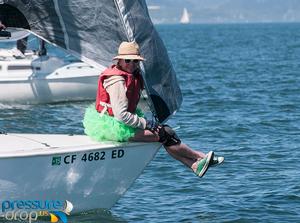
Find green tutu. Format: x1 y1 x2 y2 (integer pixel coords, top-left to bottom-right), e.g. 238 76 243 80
83 104 144 142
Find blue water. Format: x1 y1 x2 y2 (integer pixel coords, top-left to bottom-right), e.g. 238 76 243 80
1 23 300 222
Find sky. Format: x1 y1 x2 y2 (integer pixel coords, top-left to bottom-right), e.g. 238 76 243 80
146 0 300 24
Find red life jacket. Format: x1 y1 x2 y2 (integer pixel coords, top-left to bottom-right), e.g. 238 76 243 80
95 65 144 116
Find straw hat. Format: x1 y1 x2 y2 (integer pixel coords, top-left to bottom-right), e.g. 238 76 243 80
113 41 144 61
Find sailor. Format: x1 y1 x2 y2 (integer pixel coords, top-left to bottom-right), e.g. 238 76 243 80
83 41 224 178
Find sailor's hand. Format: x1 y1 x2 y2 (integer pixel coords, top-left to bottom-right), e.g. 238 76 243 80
145 120 160 132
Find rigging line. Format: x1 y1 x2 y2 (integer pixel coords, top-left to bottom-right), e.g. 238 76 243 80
5 133 52 147
53 0 70 49
141 88 157 121
139 62 159 122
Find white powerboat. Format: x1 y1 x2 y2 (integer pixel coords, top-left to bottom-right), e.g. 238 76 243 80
0 29 101 104
0 133 161 212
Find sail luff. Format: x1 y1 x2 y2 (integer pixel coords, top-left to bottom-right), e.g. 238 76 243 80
113 0 134 41
53 0 70 50
113 0 160 120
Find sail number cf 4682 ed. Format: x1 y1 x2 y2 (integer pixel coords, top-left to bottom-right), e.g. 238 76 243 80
51 149 124 166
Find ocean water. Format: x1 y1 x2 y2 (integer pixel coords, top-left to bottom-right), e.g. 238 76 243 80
1 23 300 222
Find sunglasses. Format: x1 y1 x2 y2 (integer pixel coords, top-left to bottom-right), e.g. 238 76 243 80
124 59 139 64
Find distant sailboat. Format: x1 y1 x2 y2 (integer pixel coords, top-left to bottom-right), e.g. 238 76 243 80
180 8 190 24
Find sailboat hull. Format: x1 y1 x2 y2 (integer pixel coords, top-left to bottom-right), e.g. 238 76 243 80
0 75 98 103
0 134 161 212
0 61 100 104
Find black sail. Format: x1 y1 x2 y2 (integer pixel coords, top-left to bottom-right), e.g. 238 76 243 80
0 0 182 122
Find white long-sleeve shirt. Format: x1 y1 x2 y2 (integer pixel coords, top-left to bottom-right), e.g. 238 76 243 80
103 75 147 129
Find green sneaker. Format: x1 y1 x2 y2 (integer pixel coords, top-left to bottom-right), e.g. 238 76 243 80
210 156 224 167
195 151 214 178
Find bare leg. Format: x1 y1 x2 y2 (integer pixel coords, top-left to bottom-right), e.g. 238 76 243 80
130 129 207 170
130 129 159 142
166 143 205 160
165 146 195 168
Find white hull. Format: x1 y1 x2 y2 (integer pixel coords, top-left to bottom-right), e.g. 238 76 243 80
0 74 98 103
0 133 161 212
0 30 104 103
0 60 101 103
